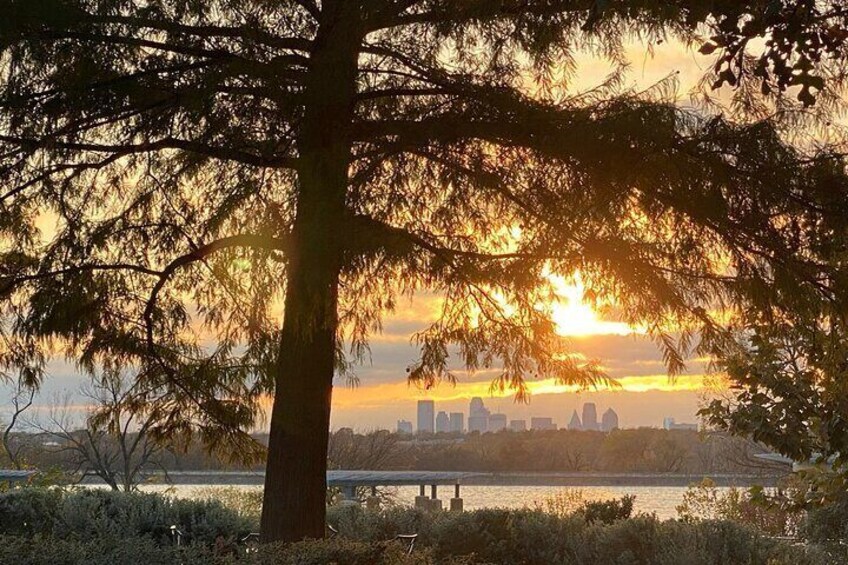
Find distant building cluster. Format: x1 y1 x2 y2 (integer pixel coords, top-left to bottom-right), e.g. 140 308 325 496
567 403 619 432
662 417 698 431
398 398 623 434
396 401 698 435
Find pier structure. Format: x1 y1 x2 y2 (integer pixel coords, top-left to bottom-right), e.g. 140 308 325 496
326 470 479 511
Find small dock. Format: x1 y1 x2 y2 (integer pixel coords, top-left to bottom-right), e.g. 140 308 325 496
328 470 484 511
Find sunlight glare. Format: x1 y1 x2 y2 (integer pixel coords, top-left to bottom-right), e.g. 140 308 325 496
549 274 637 337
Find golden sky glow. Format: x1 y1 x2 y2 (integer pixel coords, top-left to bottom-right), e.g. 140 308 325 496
331 373 708 410
549 274 638 337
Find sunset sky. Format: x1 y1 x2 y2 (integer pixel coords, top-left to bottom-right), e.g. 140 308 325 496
328 284 711 430
2 40 722 431
20 278 714 431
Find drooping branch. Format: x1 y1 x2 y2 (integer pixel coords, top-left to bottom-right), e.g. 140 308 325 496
83 14 314 53
0 135 299 170
1 263 162 298
370 0 593 30
142 234 290 349
349 214 534 266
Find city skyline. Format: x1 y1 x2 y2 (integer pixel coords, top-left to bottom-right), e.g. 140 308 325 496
398 397 687 434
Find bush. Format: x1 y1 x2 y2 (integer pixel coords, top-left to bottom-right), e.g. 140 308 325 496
0 535 214 565
0 488 252 545
193 486 263 526
0 486 63 537
326 505 826 565
530 489 586 517
0 535 476 565
580 495 635 524
676 479 803 537
0 489 834 564
252 538 459 565
803 491 848 543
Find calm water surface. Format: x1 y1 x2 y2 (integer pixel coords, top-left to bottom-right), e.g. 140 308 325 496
142 484 731 520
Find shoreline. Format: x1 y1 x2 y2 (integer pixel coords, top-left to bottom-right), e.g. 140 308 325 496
98 470 787 488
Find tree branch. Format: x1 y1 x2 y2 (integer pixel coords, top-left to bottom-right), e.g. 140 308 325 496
0 135 298 169
84 14 313 52
142 234 290 349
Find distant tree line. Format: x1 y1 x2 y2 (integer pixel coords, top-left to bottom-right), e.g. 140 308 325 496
396 429 787 476
3 426 787 480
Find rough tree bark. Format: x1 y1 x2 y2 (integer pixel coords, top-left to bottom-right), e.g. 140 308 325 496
260 4 362 543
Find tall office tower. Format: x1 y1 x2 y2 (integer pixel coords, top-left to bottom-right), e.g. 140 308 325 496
435 411 450 433
397 420 413 434
582 402 599 431
488 413 507 432
601 408 619 432
417 400 435 433
509 419 527 432
568 410 583 430
663 417 675 430
468 414 488 433
449 412 465 433
469 397 488 417
468 396 490 433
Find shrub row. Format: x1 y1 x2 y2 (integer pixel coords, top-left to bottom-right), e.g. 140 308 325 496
0 524 841 565
0 535 466 565
325 505 841 565
0 488 252 545
3 489 846 564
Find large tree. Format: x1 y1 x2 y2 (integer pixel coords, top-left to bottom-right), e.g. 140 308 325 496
1 0 847 541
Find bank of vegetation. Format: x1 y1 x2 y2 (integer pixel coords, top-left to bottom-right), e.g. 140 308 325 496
2 485 847 564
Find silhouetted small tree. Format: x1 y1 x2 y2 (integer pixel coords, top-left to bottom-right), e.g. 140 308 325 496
32 373 168 491
1 381 34 470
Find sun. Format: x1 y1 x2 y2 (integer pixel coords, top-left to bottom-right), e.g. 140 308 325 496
548 274 637 337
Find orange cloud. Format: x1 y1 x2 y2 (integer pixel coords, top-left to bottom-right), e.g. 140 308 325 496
331 373 708 411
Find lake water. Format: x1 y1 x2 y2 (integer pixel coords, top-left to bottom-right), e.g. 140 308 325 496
140 484 732 520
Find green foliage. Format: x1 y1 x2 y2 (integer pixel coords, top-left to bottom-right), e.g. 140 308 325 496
251 538 447 565
676 479 803 537
0 530 833 565
0 535 472 565
701 321 848 469
325 505 824 565
0 488 252 545
580 518 804 565
193 486 263 526
803 490 848 543
580 494 635 524
701 320 848 513
531 488 586 517
0 486 63 536
0 536 215 565
0 490 839 564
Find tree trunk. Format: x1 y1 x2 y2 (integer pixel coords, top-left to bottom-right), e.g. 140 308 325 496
260 6 361 543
